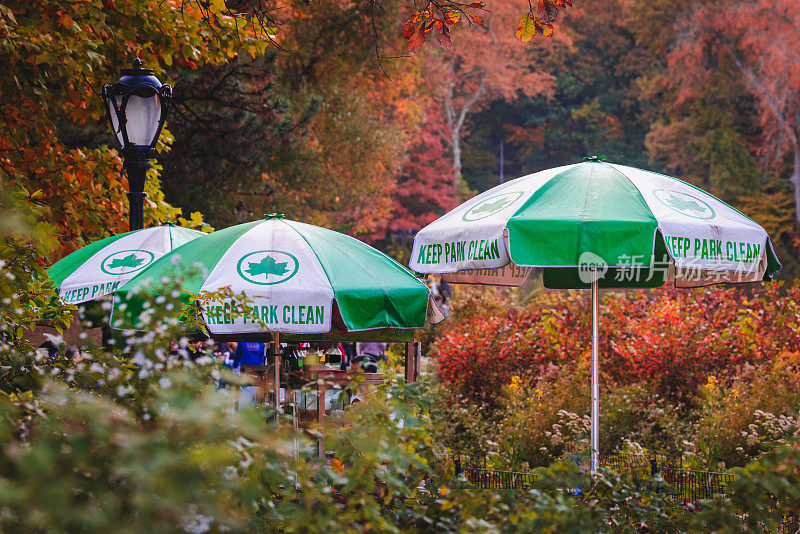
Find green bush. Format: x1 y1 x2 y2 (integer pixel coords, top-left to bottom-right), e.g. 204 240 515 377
692 354 800 469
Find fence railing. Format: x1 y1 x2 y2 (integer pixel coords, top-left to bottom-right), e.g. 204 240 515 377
458 465 540 490
449 450 796 532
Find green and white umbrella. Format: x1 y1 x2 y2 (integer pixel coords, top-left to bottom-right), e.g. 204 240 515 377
113 215 441 337
47 223 206 304
411 159 781 472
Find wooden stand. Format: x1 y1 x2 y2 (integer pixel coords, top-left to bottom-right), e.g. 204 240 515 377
404 341 421 383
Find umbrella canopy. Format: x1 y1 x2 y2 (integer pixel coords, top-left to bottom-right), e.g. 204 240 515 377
410 159 781 474
411 159 781 288
112 215 440 337
47 223 206 304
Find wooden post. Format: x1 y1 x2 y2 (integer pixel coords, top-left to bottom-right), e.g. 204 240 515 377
272 332 280 418
317 376 326 458
405 341 422 383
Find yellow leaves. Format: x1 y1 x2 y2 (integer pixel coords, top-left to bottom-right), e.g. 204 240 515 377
444 12 461 25
516 12 537 43
705 375 718 391
515 12 553 43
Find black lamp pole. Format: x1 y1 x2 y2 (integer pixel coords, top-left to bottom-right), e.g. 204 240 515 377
102 58 172 231
123 150 150 231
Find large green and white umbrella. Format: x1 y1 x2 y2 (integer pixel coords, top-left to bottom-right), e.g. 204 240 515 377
411 159 781 472
113 215 441 337
47 223 206 304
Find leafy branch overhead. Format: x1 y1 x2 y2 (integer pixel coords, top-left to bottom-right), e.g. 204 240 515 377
516 0 573 42
402 0 574 52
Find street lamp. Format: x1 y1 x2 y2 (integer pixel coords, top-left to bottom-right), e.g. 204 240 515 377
102 58 172 231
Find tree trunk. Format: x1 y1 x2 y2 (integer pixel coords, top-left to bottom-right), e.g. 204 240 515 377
442 76 486 189
792 145 800 225
451 131 462 188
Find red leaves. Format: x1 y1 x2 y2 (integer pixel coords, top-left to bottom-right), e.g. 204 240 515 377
407 25 427 52
401 2 488 52
402 18 416 39
466 13 484 26
435 284 800 406
438 30 454 50
536 0 560 24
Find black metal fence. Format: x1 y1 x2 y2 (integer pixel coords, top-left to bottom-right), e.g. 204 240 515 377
459 465 541 490
450 450 796 532
658 466 734 502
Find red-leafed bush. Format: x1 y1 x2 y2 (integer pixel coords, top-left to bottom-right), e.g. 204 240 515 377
433 289 589 406
433 283 800 404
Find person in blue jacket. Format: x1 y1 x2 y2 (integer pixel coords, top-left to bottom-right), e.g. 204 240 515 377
229 341 266 369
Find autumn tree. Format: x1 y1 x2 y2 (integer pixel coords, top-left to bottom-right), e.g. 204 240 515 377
157 53 314 228
386 103 458 233
412 1 568 187
0 0 274 258
669 0 800 224
246 0 427 238
457 0 649 192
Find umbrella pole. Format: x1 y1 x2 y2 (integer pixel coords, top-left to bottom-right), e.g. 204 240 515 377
272 331 281 419
591 277 599 475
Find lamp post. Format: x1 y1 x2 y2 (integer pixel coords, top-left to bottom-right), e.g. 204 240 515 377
102 58 172 231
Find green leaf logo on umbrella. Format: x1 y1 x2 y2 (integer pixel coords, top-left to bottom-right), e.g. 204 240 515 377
653 189 716 220
236 250 299 285
462 191 525 222
100 250 155 275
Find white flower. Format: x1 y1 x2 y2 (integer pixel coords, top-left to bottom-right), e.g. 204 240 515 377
89 363 104 373
181 505 213 534
131 352 147 367
158 377 172 389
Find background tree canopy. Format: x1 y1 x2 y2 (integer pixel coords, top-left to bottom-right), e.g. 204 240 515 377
1 0 797 270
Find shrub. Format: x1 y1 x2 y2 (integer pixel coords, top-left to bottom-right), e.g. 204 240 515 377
498 364 590 467
435 283 800 405
692 353 800 469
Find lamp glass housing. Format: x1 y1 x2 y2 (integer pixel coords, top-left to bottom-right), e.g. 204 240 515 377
103 58 171 151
